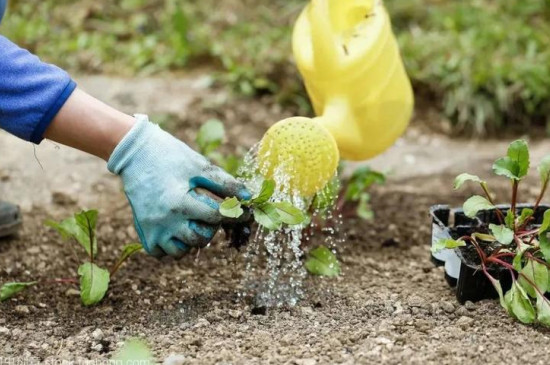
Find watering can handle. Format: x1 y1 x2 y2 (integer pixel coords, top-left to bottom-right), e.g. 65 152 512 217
309 0 339 75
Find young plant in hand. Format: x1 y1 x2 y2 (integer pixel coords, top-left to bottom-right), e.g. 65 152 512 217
0 210 142 306
434 139 550 325
219 179 306 230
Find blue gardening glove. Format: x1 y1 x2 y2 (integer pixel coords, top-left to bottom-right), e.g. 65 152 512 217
108 114 251 258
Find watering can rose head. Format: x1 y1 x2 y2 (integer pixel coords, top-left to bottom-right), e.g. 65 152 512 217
258 117 339 197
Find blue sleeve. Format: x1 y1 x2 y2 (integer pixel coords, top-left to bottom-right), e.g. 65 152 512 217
0 35 77 144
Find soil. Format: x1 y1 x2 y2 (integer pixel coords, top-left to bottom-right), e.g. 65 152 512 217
2 75 550 364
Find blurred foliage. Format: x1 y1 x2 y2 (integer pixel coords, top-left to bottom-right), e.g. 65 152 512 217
2 0 550 134
388 0 550 135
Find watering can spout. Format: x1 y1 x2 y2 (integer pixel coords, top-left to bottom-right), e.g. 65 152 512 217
258 0 413 196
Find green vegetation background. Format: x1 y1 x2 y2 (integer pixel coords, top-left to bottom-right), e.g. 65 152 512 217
3 0 550 134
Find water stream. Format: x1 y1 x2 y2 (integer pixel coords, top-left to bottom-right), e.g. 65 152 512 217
237 145 342 307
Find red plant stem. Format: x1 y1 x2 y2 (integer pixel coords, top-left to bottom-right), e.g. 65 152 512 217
468 236 487 263
491 252 515 259
517 229 540 238
488 257 516 273
525 252 550 270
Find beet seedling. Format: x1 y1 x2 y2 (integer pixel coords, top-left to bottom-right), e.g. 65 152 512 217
0 210 142 306
219 179 306 230
312 165 386 221
434 139 550 325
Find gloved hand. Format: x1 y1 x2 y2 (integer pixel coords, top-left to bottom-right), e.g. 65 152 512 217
108 114 251 258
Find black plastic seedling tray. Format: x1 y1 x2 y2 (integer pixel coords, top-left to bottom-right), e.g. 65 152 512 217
430 204 550 304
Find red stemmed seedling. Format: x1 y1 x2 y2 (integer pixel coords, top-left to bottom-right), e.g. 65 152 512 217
433 139 550 325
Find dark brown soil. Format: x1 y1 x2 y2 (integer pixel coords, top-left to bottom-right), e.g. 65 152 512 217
2 77 550 364
2 173 550 364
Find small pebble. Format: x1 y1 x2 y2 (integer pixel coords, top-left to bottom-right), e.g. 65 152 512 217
456 316 474 328
15 305 30 314
91 329 104 341
440 301 455 313
163 354 186 365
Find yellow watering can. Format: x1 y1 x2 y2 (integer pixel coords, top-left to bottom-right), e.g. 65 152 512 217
259 0 414 197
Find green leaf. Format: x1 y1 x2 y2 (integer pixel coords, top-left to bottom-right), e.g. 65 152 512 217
219 197 244 218
486 274 507 309
196 119 225 156
493 157 521 180
540 232 550 263
304 246 341 277
46 210 98 258
538 155 550 185
0 282 38 302
75 210 98 257
431 238 466 254
356 193 374 220
454 173 485 190
345 167 385 201
251 179 275 205
271 202 306 225
536 292 550 326
489 224 514 245
492 139 530 180
505 209 515 230
505 281 536 324
471 232 496 242
78 263 110 306
463 195 495 218
117 243 143 265
513 241 530 271
517 208 534 227
253 203 282 230
519 259 549 298
540 210 550 233
112 338 154 363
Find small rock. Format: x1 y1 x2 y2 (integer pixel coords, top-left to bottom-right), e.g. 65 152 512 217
91 329 104 341
91 343 103 352
456 316 474 328
440 301 455 313
0 327 9 336
455 306 470 316
194 318 210 328
295 359 316 365
464 301 476 311
65 288 80 297
301 306 314 315
15 305 30 314
163 354 186 365
228 310 242 319
408 296 424 307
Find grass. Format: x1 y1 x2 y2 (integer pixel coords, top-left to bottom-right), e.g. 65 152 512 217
3 0 550 134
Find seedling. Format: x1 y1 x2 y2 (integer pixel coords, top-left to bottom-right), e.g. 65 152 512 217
304 245 341 277
313 165 386 221
196 119 243 177
0 210 142 306
219 179 306 231
434 139 550 326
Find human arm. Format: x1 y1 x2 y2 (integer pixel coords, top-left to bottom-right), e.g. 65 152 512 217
0 36 250 258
